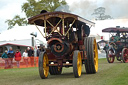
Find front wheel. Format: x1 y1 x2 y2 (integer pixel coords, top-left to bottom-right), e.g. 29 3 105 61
121 48 128 63
73 50 82 78
39 52 49 79
106 48 115 63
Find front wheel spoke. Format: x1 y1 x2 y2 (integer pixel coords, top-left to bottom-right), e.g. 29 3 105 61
43 66 47 69
109 58 111 61
44 67 48 71
44 58 46 62
110 58 112 61
77 60 80 66
43 63 46 67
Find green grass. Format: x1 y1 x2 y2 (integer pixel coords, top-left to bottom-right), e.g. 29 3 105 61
0 58 128 85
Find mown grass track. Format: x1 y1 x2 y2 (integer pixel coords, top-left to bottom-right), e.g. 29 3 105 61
0 58 128 85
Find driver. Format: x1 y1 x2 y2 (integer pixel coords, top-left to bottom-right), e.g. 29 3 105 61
114 33 120 42
110 32 120 42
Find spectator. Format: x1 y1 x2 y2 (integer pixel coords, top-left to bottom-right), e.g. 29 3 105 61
23 49 28 67
40 44 45 52
1 50 8 69
37 46 41 57
27 47 34 66
14 49 21 68
27 47 34 57
7 47 14 68
97 43 100 50
103 42 109 54
35 46 41 67
43 45 45 51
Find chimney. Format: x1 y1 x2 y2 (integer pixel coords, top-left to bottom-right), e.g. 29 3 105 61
116 26 120 28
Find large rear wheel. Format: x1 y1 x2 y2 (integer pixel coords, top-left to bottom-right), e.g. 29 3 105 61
121 48 128 63
73 50 82 78
39 52 49 79
84 37 98 74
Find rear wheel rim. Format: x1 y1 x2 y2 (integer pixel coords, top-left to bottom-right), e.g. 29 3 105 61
93 39 98 72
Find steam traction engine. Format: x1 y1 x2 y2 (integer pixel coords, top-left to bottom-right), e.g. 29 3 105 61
102 27 128 63
28 11 98 79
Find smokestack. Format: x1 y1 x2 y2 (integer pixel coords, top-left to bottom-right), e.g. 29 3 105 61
116 26 120 28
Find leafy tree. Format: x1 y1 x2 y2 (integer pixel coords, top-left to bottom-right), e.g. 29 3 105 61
92 7 113 20
5 15 27 30
5 0 67 29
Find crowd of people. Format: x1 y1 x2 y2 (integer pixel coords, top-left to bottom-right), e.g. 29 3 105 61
1 46 42 69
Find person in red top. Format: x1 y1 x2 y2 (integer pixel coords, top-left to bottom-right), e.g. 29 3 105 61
14 49 21 68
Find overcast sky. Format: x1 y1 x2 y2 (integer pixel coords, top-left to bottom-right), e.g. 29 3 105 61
0 0 27 32
0 0 128 33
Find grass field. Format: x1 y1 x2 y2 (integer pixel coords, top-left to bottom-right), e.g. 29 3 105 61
0 58 128 85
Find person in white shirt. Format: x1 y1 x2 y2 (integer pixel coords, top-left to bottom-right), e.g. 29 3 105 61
23 49 28 67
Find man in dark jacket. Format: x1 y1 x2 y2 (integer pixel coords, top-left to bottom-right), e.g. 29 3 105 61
7 47 14 68
27 47 34 57
27 47 34 66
